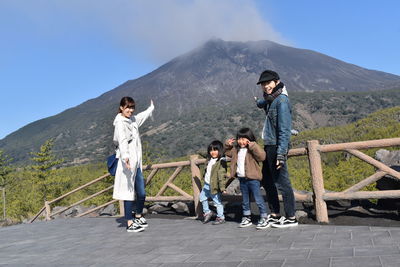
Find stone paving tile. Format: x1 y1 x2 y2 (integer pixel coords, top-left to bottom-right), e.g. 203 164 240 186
300 226 337 233
380 255 400 267
265 248 310 260
224 249 270 261
330 256 382 267
250 240 293 250
292 239 331 249
331 237 373 248
373 236 400 246
150 254 194 264
186 252 231 262
315 231 351 240
282 258 331 267
352 230 391 239
237 260 284 266
309 247 354 258
160 263 200 267
335 225 372 232
354 246 400 256
388 229 400 237
198 262 241 267
278 232 316 242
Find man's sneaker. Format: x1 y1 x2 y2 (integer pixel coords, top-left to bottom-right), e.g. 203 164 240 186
134 217 148 228
126 222 145 233
266 214 280 224
203 212 214 224
256 217 270 230
271 216 298 228
239 216 252 228
212 217 225 225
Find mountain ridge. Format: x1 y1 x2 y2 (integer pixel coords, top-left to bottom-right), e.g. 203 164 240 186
1 39 400 165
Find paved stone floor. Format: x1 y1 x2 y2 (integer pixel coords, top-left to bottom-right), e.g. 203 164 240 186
1 217 400 266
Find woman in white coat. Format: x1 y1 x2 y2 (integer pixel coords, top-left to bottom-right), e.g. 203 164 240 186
113 96 154 233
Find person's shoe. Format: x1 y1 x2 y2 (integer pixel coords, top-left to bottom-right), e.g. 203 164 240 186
126 222 145 233
134 217 148 228
203 212 214 224
266 214 281 224
271 216 298 228
212 217 226 225
239 216 252 228
256 217 270 230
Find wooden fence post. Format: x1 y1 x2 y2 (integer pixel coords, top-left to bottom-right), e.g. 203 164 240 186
190 155 203 218
307 140 329 223
44 201 51 221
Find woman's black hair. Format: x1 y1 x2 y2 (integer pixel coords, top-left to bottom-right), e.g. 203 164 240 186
236 127 256 142
207 140 224 160
118 96 135 113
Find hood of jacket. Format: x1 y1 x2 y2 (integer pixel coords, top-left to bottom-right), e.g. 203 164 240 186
113 113 131 126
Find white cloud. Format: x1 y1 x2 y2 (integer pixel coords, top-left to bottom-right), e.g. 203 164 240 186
122 0 286 62
2 0 286 63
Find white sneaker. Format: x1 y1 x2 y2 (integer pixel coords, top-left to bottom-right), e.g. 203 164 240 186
239 217 252 228
271 216 298 228
134 217 148 228
256 217 270 230
127 222 145 233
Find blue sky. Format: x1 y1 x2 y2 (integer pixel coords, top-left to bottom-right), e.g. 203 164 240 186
0 0 399 140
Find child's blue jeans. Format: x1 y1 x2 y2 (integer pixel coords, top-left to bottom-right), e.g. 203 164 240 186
199 183 224 219
239 177 268 218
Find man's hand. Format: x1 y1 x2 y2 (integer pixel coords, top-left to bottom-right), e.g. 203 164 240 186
276 154 286 170
276 159 285 170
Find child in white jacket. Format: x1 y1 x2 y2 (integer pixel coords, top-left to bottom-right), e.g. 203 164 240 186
113 96 154 233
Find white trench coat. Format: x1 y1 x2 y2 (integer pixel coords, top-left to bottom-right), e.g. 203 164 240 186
112 103 154 200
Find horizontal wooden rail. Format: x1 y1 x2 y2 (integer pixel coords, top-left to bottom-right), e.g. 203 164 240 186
143 160 190 170
319 138 400 153
324 190 400 201
146 196 193 201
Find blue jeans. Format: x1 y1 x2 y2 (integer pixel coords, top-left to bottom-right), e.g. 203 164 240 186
262 145 296 218
199 183 224 219
124 168 146 220
239 177 267 218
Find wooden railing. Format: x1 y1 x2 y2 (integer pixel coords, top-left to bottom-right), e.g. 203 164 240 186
30 137 400 223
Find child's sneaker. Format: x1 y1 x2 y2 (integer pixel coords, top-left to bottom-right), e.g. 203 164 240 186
239 216 252 228
134 217 148 228
126 222 145 233
271 216 298 228
212 217 226 225
203 212 214 224
256 217 270 229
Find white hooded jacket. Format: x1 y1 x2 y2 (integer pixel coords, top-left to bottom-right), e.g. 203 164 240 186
112 102 154 200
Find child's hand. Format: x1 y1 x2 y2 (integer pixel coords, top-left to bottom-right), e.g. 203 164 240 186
222 190 227 194
227 138 236 146
244 138 250 146
124 158 131 170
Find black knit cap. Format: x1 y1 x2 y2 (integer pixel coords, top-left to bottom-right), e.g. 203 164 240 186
257 70 280 84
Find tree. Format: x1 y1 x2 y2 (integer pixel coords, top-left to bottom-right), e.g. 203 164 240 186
0 150 13 220
30 139 63 202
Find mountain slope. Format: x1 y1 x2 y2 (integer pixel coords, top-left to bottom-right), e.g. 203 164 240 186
1 39 400 165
